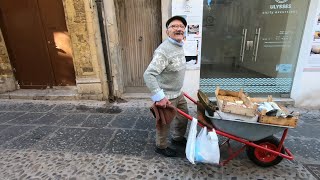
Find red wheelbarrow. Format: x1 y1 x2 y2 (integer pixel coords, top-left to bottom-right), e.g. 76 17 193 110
179 93 294 167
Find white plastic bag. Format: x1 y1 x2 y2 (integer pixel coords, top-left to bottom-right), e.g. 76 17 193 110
186 118 198 164
195 127 220 164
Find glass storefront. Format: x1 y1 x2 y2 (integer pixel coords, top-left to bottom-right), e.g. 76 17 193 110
200 0 310 97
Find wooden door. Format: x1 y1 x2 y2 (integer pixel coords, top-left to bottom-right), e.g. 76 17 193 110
0 0 75 88
38 0 76 86
0 0 54 88
115 0 162 93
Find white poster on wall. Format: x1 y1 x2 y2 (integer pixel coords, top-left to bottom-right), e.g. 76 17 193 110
172 0 203 69
304 5 320 72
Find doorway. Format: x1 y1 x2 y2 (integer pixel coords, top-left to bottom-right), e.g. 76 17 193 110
0 0 76 89
200 0 310 97
115 0 162 93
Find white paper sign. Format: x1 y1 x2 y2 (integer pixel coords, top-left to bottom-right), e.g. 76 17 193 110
304 5 320 72
172 0 203 69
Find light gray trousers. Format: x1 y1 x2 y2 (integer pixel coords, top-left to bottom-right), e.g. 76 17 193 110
156 94 189 149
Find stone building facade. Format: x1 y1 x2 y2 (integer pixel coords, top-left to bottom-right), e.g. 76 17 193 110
0 0 108 100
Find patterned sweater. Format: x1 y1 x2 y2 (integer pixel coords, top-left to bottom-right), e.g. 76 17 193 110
143 39 186 101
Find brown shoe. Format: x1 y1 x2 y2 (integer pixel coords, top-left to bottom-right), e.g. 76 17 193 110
155 147 177 157
171 137 187 147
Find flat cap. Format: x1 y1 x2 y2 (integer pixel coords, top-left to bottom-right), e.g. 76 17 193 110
166 16 187 28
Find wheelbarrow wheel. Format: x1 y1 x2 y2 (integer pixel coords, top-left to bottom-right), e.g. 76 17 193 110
246 136 285 167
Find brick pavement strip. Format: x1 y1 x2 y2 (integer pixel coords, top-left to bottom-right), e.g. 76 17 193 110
0 100 319 179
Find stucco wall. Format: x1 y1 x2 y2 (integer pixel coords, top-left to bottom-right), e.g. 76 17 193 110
103 0 123 97
161 0 171 40
291 0 320 108
0 29 16 93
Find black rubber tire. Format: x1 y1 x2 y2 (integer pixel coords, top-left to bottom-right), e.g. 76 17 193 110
246 136 285 167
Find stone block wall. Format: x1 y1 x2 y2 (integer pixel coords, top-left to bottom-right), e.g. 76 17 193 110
0 29 16 93
63 0 107 100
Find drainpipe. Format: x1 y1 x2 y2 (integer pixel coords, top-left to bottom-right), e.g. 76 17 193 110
95 0 115 102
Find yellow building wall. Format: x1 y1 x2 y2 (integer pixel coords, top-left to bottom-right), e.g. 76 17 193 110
63 0 107 100
0 29 15 93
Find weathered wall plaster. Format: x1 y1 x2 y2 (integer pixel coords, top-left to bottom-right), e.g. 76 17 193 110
0 29 16 93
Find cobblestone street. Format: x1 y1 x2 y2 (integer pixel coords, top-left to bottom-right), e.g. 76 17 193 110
0 99 319 179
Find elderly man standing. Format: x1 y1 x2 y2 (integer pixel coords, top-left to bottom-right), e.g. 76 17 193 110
143 16 189 157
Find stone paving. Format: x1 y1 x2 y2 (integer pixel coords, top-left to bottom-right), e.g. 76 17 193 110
0 99 319 179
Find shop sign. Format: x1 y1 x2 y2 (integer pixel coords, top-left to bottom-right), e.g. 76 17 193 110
262 0 296 15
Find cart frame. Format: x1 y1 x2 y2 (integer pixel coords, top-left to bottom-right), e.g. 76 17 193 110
179 93 294 166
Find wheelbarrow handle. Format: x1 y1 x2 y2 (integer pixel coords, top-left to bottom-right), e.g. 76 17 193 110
177 108 213 132
180 92 213 131
183 92 198 105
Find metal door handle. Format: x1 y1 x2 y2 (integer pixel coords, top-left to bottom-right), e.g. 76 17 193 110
252 28 261 62
246 41 253 50
240 28 247 62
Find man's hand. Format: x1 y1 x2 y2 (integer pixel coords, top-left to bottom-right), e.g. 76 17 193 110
155 97 171 108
